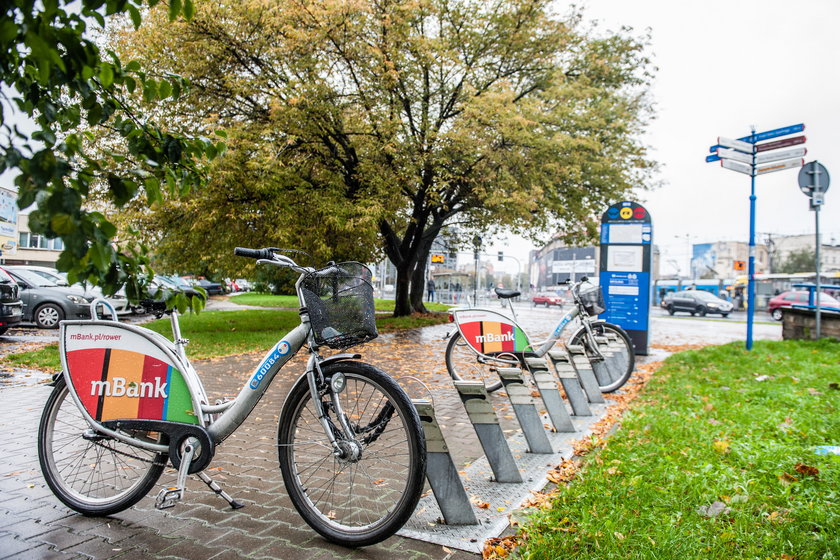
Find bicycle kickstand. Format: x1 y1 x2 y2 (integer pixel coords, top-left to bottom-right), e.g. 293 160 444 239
195 471 245 510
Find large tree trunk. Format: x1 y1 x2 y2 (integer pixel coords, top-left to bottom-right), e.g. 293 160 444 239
393 263 413 316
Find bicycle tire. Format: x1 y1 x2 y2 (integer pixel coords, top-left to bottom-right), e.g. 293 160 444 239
38 378 168 516
444 332 511 393
277 361 426 547
569 322 635 393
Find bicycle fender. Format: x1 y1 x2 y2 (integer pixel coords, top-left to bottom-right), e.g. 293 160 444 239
565 319 606 345
319 353 362 367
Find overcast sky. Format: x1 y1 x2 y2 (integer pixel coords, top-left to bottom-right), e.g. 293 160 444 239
487 0 840 276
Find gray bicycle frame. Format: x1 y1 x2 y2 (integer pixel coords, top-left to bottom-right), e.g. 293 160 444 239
84 255 353 457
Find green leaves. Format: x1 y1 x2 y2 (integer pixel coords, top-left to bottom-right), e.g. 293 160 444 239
2 0 223 311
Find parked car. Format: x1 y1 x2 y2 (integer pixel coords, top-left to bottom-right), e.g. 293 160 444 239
153 276 206 300
0 267 23 335
5 265 130 315
662 290 734 317
195 278 224 296
767 290 840 321
532 292 564 307
3 268 93 328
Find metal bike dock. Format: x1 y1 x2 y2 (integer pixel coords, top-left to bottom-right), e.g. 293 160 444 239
398 386 612 553
566 345 606 404
413 400 478 525
523 357 576 433
494 367 553 454
454 381 522 483
547 350 593 415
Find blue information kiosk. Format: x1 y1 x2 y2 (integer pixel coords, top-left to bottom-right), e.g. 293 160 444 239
598 201 653 355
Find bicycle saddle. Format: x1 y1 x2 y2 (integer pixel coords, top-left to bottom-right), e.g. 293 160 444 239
494 288 521 299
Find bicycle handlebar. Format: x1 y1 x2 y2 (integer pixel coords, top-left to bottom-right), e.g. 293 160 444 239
234 247 276 261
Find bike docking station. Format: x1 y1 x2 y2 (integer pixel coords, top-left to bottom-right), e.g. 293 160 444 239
398 312 617 553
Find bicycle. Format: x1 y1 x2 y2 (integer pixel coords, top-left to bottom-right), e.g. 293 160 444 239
445 278 635 393
37 248 426 547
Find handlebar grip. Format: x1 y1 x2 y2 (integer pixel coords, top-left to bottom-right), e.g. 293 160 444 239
234 247 275 260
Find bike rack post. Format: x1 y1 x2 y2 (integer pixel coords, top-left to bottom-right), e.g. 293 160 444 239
565 345 606 404
523 357 575 433
590 335 618 387
547 350 592 416
413 400 478 525
493 368 553 454
453 381 522 483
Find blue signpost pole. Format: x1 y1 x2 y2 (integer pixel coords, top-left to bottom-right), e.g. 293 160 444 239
746 128 757 350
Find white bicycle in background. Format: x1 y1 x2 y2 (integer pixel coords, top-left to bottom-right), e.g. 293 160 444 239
445 278 636 393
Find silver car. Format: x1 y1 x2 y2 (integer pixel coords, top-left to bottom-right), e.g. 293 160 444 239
3 268 93 328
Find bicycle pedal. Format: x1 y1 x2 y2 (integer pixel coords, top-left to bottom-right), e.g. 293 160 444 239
155 487 184 510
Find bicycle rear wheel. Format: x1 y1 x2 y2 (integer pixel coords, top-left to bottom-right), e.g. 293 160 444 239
277 361 425 547
38 378 168 516
569 322 635 393
444 332 514 393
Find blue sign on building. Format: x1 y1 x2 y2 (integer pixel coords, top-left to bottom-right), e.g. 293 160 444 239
599 201 653 355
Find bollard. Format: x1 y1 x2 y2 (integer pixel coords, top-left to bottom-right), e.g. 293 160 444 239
566 345 606 403
454 382 522 483
413 400 478 525
547 350 592 416
523 357 576 433
494 368 553 454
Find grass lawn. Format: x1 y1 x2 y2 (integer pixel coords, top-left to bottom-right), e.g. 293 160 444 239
3 308 449 372
511 339 839 559
229 292 452 312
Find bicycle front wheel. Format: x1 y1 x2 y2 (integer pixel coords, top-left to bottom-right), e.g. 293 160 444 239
277 361 426 547
38 378 168 516
444 332 515 393
570 322 635 393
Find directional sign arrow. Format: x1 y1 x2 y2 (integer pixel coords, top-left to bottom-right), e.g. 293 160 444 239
755 147 806 164
717 148 753 164
721 159 753 175
755 158 803 175
755 135 806 153
718 136 754 154
741 123 805 143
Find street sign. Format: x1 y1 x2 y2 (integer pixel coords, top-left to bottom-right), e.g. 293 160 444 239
798 161 830 194
706 154 721 163
755 158 803 175
755 135 806 153
755 146 806 164
743 123 805 143
721 159 753 175
717 148 752 164
431 253 445 263
717 136 754 153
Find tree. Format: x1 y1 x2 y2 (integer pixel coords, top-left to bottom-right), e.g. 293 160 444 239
110 0 656 315
0 0 220 310
777 248 817 274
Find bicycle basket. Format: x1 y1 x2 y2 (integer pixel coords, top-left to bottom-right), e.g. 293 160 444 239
578 283 606 316
300 262 378 349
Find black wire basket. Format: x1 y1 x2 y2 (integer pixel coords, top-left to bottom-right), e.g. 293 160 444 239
578 283 606 316
300 262 378 349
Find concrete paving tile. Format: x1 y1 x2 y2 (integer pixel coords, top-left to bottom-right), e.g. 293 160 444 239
3 543 78 560
25 526 95 552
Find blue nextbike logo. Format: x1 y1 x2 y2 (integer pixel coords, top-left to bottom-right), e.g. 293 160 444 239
552 315 572 338
250 341 291 389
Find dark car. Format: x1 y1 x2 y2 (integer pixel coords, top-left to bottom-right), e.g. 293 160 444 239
0 267 23 335
195 278 223 296
663 290 734 317
767 290 840 321
532 292 564 307
4 268 93 328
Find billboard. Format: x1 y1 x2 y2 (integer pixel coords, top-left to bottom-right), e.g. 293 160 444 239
0 188 17 250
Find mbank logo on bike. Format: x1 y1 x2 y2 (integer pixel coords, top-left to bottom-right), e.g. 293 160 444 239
89 377 167 398
250 340 291 389
474 331 515 344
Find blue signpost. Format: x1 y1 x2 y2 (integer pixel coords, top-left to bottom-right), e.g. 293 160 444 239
706 123 806 350
599 201 653 355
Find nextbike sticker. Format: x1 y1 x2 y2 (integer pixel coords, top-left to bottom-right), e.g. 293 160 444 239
250 340 291 390
552 314 573 338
